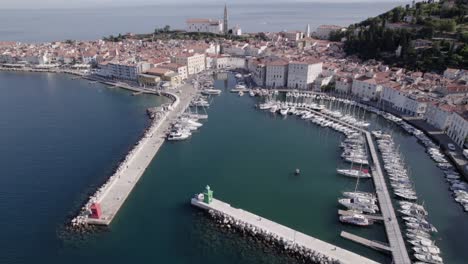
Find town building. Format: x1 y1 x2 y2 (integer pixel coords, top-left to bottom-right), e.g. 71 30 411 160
335 77 353 93
186 19 223 34
141 67 182 88
159 63 188 79
99 61 151 81
283 31 304 41
287 59 322 90
447 110 468 148
265 59 289 88
171 53 205 75
351 74 383 100
425 103 454 131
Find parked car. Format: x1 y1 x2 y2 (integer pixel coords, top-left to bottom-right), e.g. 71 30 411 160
448 143 456 151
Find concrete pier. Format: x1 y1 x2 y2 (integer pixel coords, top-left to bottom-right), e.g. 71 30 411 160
340 231 391 252
84 82 197 225
364 133 411 264
192 196 378 264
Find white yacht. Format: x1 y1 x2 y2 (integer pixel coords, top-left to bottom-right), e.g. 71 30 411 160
339 214 372 226
167 130 191 141
343 191 376 200
414 253 443 264
259 102 273 110
337 169 371 178
338 198 379 213
201 89 222 95
280 107 289 116
269 105 279 113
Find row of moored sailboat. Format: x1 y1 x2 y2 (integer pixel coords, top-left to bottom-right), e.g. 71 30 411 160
373 130 443 264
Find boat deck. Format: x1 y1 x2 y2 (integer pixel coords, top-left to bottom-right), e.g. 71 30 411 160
338 209 384 221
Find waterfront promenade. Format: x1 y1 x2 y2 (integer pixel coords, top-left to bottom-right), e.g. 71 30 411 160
191 197 379 264
85 82 197 225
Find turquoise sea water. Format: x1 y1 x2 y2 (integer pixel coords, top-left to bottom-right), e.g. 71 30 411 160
0 72 466 264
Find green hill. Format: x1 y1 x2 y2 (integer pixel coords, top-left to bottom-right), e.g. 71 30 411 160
332 0 468 72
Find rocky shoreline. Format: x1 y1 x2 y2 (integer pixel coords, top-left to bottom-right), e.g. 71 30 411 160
205 209 341 264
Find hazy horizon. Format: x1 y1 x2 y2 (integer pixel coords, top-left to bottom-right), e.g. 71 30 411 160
1 0 410 9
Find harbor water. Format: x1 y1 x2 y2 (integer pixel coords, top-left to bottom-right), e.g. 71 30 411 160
0 72 467 264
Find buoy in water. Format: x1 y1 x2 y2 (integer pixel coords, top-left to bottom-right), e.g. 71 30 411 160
295 168 300 175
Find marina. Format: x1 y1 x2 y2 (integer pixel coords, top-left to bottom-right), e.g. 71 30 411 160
2 72 468 264
255 89 413 263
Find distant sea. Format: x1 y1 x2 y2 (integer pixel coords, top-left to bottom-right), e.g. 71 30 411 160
0 2 408 43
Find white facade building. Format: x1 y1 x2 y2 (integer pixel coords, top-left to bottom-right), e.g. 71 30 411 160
186 19 223 34
335 77 353 93
159 63 188 79
247 59 266 87
447 112 468 148
287 60 322 90
265 59 289 88
99 61 151 81
425 103 453 131
171 53 206 75
351 75 383 100
398 96 428 116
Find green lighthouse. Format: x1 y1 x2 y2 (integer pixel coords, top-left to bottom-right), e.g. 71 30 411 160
203 185 213 204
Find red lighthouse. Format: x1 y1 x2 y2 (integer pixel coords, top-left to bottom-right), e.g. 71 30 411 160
90 203 102 219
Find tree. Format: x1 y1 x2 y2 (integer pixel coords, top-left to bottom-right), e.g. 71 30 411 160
392 7 405 23
438 19 456 32
163 25 171 32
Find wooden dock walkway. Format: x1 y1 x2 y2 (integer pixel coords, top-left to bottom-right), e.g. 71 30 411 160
192 197 379 264
340 231 392 252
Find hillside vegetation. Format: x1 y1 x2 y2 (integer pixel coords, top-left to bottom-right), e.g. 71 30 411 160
332 0 468 72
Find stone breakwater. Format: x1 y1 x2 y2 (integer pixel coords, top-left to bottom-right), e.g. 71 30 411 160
69 112 168 229
205 209 341 264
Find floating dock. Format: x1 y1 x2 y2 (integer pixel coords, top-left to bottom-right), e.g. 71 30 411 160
191 192 378 264
340 231 392 252
84 83 197 225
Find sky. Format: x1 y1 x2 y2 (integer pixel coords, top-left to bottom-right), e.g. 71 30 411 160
0 0 409 9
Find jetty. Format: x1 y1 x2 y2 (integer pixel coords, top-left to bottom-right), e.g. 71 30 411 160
364 132 411 264
82 82 197 226
191 187 378 264
294 105 411 263
340 231 392 252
